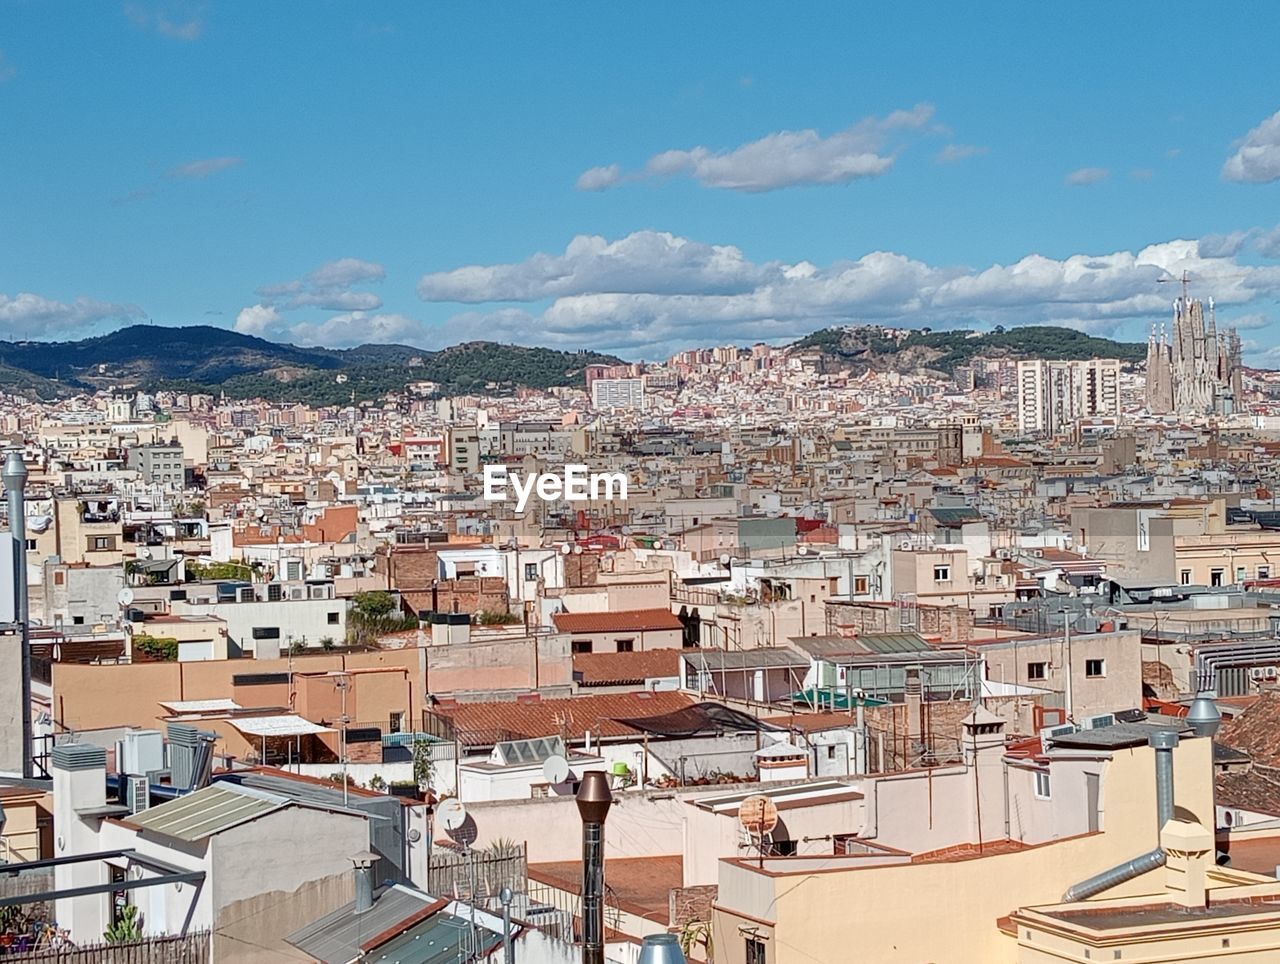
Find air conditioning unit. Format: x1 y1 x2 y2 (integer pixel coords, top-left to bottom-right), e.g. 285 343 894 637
1039 723 1077 745
126 775 149 814
1081 714 1115 731
1267 667 1278 681
288 587 305 601
1251 667 1266 680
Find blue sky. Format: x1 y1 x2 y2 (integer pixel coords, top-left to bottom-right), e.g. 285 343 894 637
3 3 1280 360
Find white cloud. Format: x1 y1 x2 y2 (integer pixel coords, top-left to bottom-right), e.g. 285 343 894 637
1198 230 1252 258
576 164 622 191
1066 167 1109 186
419 231 774 303
1223 109 1280 183
307 257 385 289
0 293 142 339
233 304 280 338
936 143 988 164
171 156 242 179
288 311 422 348
417 230 1280 358
124 3 204 41
580 104 936 193
256 258 385 311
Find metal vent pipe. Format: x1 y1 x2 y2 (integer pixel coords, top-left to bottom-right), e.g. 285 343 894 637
1062 730 1179 902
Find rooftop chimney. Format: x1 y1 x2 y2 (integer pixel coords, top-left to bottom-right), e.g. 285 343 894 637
638 933 687 964
577 770 612 964
351 851 379 914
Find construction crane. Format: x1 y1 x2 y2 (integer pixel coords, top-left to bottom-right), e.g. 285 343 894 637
1156 269 1252 302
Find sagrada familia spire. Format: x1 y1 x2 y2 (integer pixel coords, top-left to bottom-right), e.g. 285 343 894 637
1145 296 1242 415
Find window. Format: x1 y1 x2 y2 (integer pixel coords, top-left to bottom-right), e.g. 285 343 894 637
1180 569 1192 585
1034 770 1052 799
72 615 84 625
933 565 951 583
1026 661 1047 681
327 611 340 625
746 937 767 964
1260 566 1272 580
251 627 281 640
853 575 869 594
24 539 35 551
1236 566 1247 584
524 562 538 582
1211 568 1225 588
92 536 110 550
827 745 837 760
1085 658 1105 678
54 571 65 586
389 712 403 733
615 638 634 653
572 639 593 654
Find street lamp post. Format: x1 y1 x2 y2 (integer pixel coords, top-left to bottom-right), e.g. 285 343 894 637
3 450 31 779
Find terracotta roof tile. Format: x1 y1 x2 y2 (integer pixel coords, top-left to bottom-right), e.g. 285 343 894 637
553 608 684 634
573 650 683 685
428 691 695 746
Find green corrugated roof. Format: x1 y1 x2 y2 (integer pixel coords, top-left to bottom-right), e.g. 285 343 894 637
928 506 982 526
129 783 286 841
855 632 930 654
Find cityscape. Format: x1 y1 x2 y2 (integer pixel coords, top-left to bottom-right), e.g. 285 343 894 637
5 5 1280 964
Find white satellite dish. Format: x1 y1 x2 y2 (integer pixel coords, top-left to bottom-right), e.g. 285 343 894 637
796 545 809 556
542 754 570 785
437 797 468 832
621 525 633 536
136 547 151 560
719 553 731 567
560 543 573 556
255 508 266 520
117 588 135 607
572 545 582 556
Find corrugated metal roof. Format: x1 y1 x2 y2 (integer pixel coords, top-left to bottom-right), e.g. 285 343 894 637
129 783 286 841
855 632 931 654
230 715 334 737
683 647 809 671
287 886 439 964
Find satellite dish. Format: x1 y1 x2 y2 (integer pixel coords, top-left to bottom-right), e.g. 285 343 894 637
437 798 468 832
560 543 572 556
137 547 151 560
739 795 779 837
621 525 633 536
573 545 583 556
542 754 570 785
719 553 732 567
255 508 266 520
336 374 349 384
117 588 135 607
796 545 809 556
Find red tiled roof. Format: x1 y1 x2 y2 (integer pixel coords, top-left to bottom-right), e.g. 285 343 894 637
573 650 682 685
428 691 695 745
528 855 681 919
552 608 683 634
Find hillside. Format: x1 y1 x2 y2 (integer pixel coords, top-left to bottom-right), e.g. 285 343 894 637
791 325 1147 372
0 326 621 403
